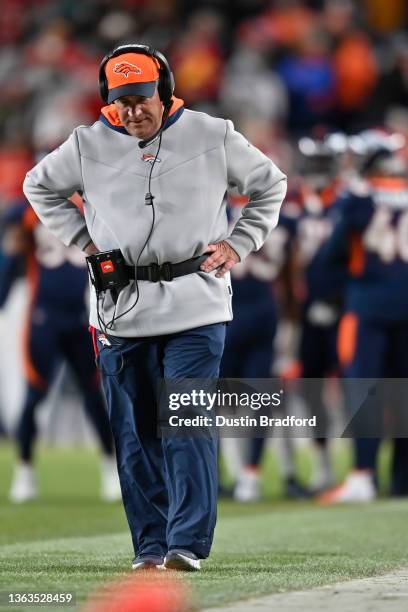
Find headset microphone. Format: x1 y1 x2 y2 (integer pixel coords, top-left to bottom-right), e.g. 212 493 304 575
138 125 164 149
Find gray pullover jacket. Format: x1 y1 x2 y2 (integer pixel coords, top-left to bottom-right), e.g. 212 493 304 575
23 105 287 337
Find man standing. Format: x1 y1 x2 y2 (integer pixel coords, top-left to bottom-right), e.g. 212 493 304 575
23 44 287 570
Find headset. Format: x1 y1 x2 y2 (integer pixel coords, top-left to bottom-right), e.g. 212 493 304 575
98 43 175 109
94 45 173 346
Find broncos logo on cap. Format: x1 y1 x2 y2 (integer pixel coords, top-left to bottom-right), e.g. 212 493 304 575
113 62 142 78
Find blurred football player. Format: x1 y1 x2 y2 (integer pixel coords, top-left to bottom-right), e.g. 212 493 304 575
292 134 348 491
220 192 304 501
318 129 408 502
0 201 120 503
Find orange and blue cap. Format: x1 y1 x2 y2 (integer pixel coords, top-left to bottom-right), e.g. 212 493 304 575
105 52 160 103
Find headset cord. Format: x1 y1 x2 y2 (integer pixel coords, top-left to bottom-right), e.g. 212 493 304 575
106 130 162 325
94 292 125 375
95 131 163 373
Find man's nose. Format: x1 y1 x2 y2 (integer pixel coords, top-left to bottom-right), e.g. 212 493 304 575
127 105 143 117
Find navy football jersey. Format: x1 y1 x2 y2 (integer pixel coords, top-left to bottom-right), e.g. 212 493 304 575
0 201 88 313
294 184 346 310
228 195 296 303
323 177 408 321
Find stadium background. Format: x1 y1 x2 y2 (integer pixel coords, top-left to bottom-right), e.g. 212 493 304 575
2 0 408 443
1 0 408 610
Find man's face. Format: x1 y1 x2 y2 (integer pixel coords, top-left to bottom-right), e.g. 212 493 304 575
114 90 164 139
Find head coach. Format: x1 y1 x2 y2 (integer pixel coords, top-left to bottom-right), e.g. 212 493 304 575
23 44 287 571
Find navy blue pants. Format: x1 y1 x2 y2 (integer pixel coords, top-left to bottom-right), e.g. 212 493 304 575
300 319 338 378
17 312 114 462
343 317 408 472
221 299 276 466
98 322 226 560
300 318 339 440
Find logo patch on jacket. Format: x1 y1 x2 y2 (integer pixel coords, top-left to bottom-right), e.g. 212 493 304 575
113 62 142 78
142 153 161 164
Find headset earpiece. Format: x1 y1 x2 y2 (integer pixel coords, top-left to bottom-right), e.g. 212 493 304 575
98 44 175 106
151 48 175 108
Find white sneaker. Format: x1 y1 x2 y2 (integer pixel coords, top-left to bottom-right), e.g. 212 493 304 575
100 456 122 502
132 556 165 570
317 470 376 504
164 550 201 571
234 468 261 502
9 463 38 503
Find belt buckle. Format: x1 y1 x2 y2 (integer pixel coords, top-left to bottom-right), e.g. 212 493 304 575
160 262 173 282
147 262 160 282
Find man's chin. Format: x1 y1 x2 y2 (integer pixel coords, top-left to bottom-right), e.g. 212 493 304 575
127 127 155 140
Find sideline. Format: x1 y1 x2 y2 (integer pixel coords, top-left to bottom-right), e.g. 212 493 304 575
204 567 408 612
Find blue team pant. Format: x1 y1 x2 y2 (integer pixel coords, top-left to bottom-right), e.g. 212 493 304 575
98 322 226 560
299 318 339 439
220 300 276 467
17 312 113 461
300 318 338 378
341 315 408 471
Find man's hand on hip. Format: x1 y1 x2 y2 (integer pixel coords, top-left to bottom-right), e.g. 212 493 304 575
201 241 240 277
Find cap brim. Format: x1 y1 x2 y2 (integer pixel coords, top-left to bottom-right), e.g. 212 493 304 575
107 81 157 103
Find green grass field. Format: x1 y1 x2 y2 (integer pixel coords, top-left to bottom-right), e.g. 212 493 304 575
1 441 408 611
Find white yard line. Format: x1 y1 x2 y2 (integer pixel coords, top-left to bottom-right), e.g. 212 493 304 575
204 567 408 612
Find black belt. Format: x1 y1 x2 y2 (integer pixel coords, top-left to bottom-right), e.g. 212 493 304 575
126 254 208 283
